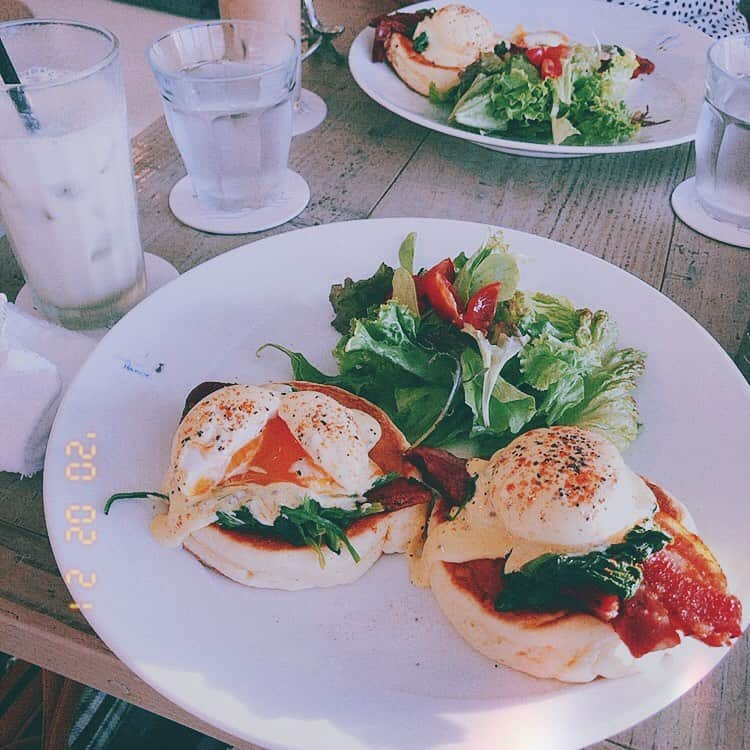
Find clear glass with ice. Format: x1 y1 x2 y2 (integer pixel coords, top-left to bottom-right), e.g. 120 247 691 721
149 21 298 213
0 20 145 329
695 34 750 229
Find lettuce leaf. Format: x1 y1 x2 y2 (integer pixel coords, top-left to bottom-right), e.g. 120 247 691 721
394 384 465 444
448 73 502 131
514 297 644 444
462 325 528 428
335 302 448 384
547 44 598 144
442 51 506 105
567 74 638 145
450 56 551 134
600 45 639 103
267 302 462 446
461 347 536 439
551 115 580 146
429 81 456 105
257 343 340 385
505 290 588 340
454 231 519 304
560 347 646 452
329 262 394 334
391 233 420 316
489 55 551 127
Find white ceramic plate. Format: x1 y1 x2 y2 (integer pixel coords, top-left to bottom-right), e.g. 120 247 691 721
349 0 711 157
44 219 749 750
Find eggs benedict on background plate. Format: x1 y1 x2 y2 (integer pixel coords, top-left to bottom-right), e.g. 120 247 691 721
378 4 497 96
409 427 742 682
108 381 433 590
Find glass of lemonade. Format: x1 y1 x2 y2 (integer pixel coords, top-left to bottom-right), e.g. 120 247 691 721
695 34 750 229
0 20 146 330
148 21 298 213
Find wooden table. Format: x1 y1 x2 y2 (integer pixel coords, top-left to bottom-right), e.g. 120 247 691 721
1 1 748 747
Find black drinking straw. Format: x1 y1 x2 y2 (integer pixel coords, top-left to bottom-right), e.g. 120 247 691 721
0 36 40 132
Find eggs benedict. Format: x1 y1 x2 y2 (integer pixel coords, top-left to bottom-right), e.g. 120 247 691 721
412 4 496 69
409 427 742 681
147 381 432 589
384 5 496 96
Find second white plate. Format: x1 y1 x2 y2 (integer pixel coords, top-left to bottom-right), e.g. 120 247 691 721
349 0 712 157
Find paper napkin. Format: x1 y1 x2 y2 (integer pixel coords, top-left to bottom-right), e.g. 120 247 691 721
0 294 96 476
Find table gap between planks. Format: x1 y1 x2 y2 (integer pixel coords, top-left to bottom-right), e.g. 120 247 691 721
0 1 748 748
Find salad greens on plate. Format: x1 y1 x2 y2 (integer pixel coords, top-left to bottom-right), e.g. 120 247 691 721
435 42 655 146
266 231 646 458
369 8 658 146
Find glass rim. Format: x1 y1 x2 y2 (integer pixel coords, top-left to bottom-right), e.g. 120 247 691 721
707 32 750 85
0 18 119 92
148 19 298 83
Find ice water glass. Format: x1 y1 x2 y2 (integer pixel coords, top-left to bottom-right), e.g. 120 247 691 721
149 21 298 213
695 34 750 229
0 20 145 329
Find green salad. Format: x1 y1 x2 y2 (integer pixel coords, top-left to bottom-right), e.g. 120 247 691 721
265 231 646 458
431 42 655 145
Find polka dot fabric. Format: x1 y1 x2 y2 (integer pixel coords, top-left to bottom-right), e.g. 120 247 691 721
604 0 749 37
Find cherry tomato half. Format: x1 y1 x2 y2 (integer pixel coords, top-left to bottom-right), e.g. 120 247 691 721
463 282 501 334
525 46 545 67
428 258 455 283
526 45 570 79
416 267 463 325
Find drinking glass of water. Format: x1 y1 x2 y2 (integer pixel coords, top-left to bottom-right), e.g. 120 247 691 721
695 34 750 229
0 20 146 329
149 21 309 235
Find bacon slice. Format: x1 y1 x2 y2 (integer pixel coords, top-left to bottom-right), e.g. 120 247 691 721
613 584 682 657
612 490 743 657
641 550 742 647
364 476 433 512
368 10 434 63
565 587 620 622
405 447 473 507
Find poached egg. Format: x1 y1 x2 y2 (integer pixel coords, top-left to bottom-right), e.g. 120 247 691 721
412 426 657 585
413 4 496 69
151 384 383 547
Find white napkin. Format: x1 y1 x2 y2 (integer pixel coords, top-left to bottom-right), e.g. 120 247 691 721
0 294 96 476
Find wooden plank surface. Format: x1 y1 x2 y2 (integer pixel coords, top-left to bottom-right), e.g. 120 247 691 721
662 153 750 355
0 0 749 747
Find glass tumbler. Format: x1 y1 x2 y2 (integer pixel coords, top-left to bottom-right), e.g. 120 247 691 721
695 33 750 229
0 20 146 329
149 21 298 213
